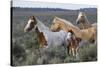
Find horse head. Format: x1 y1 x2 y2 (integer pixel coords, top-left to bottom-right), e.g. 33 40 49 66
76 12 86 24
50 17 65 32
24 16 37 32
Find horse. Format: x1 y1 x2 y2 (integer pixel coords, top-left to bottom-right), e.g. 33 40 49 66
24 16 71 49
50 16 97 43
76 12 97 29
40 29 71 49
67 30 81 57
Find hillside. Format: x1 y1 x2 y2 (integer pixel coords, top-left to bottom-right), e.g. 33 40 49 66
11 7 97 13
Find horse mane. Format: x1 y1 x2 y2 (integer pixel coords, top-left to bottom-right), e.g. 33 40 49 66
34 16 49 32
54 16 80 30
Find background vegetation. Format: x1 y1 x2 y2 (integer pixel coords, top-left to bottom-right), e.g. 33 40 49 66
11 7 97 66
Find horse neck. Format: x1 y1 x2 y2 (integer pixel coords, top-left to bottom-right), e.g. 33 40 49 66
55 18 82 38
62 22 82 38
35 26 41 35
36 19 49 31
63 21 80 32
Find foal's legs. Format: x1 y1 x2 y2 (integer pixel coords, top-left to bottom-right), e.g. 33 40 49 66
72 48 75 57
76 47 79 57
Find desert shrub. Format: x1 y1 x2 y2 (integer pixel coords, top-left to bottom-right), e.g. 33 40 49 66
37 54 49 64
79 44 97 62
12 40 26 66
12 11 97 66
23 52 38 65
49 57 63 64
45 46 67 59
64 56 80 63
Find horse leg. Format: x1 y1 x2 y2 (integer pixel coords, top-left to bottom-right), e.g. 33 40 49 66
67 47 69 55
67 45 70 56
72 48 75 57
75 47 78 57
90 33 96 43
69 49 72 56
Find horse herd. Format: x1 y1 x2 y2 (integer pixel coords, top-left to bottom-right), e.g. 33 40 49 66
24 12 97 57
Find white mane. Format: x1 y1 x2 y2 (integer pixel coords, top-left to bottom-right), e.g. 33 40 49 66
36 18 49 32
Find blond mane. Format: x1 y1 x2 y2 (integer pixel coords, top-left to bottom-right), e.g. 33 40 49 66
54 17 80 30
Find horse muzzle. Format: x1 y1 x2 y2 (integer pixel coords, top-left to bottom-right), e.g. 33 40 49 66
24 27 31 32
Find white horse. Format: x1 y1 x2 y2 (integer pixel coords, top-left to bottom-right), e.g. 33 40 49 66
24 16 71 49
37 27 71 49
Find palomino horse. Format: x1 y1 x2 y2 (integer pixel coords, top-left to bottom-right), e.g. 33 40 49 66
50 17 96 43
24 16 71 49
76 12 97 29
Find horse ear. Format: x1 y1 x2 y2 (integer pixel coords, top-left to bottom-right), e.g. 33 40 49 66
54 16 60 20
79 12 84 15
32 16 36 19
81 12 86 16
30 16 36 20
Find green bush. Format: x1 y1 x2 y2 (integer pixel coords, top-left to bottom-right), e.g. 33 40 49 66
79 44 97 62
